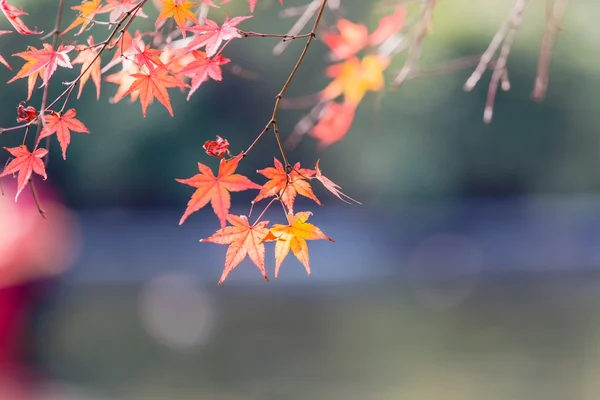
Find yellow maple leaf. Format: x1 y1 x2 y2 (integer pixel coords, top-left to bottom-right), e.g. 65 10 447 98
264 212 333 277
155 0 198 36
63 0 103 36
321 54 389 106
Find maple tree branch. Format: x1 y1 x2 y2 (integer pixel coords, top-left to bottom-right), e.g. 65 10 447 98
252 196 278 227
532 0 569 102
243 0 328 168
29 179 46 218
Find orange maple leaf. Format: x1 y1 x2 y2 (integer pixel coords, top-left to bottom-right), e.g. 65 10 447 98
321 55 389 106
0 30 10 69
369 5 407 46
313 160 361 204
62 0 103 36
155 0 198 36
201 214 270 284
177 153 261 228
254 158 320 213
123 68 186 117
38 109 90 160
0 145 47 201
72 37 102 99
8 43 74 87
323 19 368 61
0 0 40 35
105 61 142 104
263 211 332 277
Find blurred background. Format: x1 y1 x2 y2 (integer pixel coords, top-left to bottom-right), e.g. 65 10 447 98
2 0 600 398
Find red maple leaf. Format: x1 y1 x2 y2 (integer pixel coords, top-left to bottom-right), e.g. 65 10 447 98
0 145 47 201
203 135 230 159
178 50 230 100
201 214 270 284
177 153 261 228
72 37 102 99
16 101 36 123
123 68 186 117
254 158 321 213
39 109 90 160
0 0 40 35
185 15 252 57
369 5 407 46
99 0 148 24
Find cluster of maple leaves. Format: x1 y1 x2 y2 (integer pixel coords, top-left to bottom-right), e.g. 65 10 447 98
0 0 406 283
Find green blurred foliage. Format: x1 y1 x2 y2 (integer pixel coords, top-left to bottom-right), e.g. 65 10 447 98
0 0 599 209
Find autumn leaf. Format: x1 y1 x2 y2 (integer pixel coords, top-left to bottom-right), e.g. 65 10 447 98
313 160 360 204
132 41 169 77
263 211 332 277
63 0 103 36
254 158 320 213
105 61 142 104
321 55 389 106
178 50 230 100
177 153 261 228
6 45 42 99
311 101 356 148
185 15 252 57
123 68 186 117
0 145 47 201
155 0 198 36
201 214 270 284
8 43 74 87
99 0 148 24
323 19 368 61
0 0 40 35
369 4 407 46
39 109 90 160
0 30 10 69
72 37 102 99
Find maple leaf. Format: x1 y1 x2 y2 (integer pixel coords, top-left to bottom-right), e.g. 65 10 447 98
39 109 90 160
203 135 230 159
8 43 74 87
263 211 332 277
16 101 36 122
99 0 148 24
369 5 407 46
178 50 230 100
323 19 368 61
253 158 320 213
321 55 389 106
123 68 186 117
185 15 252 57
63 0 103 36
0 145 47 201
311 101 356 148
6 46 41 99
132 41 168 77
177 153 261 228
201 214 270 284
72 37 102 99
155 0 198 37
313 160 360 204
0 30 10 69
105 61 142 103
0 0 40 35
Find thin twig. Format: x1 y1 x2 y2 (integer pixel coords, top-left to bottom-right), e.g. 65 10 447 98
464 0 530 123
243 0 329 168
532 0 569 101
